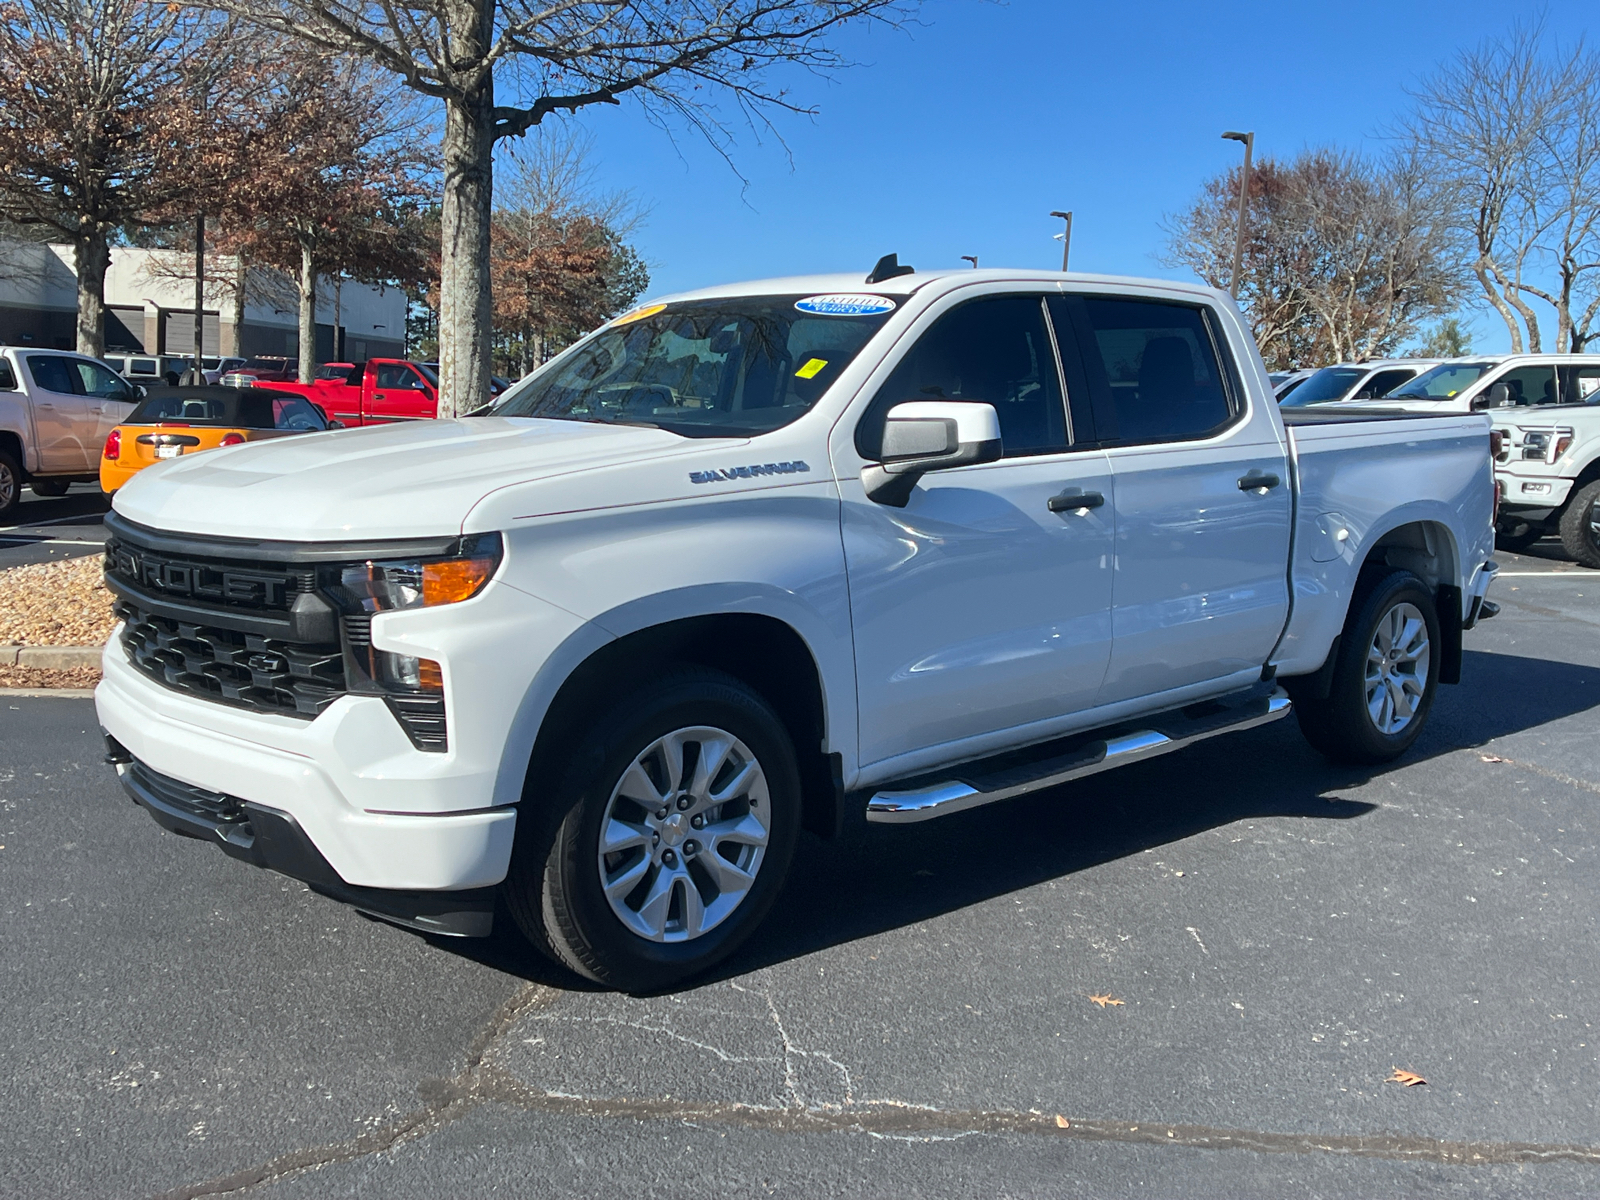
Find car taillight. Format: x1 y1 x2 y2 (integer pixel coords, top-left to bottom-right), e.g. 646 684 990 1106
1489 429 1503 459
219 432 245 446
103 429 121 461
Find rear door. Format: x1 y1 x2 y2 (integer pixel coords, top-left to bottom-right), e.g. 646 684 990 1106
22 354 94 472
1055 293 1291 706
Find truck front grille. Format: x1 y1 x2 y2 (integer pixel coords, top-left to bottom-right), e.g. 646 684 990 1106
117 600 345 718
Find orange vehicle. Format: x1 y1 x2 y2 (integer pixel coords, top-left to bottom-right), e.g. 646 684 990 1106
99 385 336 493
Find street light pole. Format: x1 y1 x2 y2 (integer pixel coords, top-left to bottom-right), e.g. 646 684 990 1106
1050 210 1073 271
193 212 205 372
1222 131 1254 297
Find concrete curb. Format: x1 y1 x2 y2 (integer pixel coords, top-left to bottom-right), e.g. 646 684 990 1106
0 688 97 698
0 644 104 669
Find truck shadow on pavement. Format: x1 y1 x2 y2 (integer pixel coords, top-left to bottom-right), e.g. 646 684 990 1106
443 648 1598 991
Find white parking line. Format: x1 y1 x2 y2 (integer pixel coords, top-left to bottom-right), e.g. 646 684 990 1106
1496 571 1596 578
0 538 105 547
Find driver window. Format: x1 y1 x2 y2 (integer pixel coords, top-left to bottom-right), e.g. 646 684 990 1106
856 295 1068 460
1498 365 1558 406
72 360 130 399
375 363 413 390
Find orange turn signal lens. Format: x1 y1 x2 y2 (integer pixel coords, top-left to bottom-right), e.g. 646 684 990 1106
422 556 496 606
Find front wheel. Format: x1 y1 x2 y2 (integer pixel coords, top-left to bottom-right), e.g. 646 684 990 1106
30 478 70 498
1557 480 1600 569
505 667 800 992
0 448 19 518
1294 569 1441 765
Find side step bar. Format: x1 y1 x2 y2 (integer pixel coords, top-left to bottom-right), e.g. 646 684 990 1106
866 686 1292 824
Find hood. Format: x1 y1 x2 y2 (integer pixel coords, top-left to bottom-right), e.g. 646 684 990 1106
112 417 718 541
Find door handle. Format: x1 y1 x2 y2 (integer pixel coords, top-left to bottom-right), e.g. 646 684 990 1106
1048 488 1105 513
1237 470 1281 492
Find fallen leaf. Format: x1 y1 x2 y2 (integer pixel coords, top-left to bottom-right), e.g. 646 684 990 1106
1055 1115 1070 1128
1088 993 1125 1008
1388 1067 1427 1087
1480 754 1506 763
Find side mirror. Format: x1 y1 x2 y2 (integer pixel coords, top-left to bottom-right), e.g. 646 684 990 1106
861 401 1003 507
1473 382 1511 411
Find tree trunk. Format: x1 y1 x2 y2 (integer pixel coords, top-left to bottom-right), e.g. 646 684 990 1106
298 239 317 384
74 228 110 357
437 5 496 419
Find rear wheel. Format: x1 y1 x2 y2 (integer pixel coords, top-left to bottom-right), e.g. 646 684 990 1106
1294 569 1441 765
505 667 800 992
1557 480 1600 569
0 449 19 518
30 478 69 498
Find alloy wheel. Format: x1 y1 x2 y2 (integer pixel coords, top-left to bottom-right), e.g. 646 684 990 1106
596 725 771 943
1365 601 1430 735
0 459 15 513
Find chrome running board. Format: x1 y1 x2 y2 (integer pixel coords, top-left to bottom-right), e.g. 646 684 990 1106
866 687 1292 824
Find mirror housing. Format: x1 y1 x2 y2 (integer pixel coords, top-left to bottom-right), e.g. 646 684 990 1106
862 401 1003 506
1472 381 1511 411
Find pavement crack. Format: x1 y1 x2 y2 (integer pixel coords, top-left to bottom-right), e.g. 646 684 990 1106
150 982 558 1200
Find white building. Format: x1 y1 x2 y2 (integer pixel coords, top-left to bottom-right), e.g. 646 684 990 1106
0 242 407 362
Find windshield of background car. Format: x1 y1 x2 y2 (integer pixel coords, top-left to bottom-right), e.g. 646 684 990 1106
494 296 895 437
1387 361 1494 399
1277 366 1365 406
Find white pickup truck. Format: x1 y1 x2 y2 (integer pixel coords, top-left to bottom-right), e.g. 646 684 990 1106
95 265 1499 990
0 346 142 515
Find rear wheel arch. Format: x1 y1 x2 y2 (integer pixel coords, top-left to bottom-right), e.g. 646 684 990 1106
522 613 841 840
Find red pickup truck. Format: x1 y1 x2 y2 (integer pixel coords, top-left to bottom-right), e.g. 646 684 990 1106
253 359 440 426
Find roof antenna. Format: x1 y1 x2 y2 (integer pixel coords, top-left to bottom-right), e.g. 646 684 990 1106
866 253 915 285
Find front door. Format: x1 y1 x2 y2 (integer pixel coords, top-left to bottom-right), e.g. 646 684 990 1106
1054 294 1291 706
367 362 433 422
70 358 138 445
839 292 1116 774
23 354 94 472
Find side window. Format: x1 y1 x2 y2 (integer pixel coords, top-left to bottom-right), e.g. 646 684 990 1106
72 360 130 399
375 363 412 390
1358 369 1413 399
1060 297 1236 444
0 359 15 390
26 354 76 394
129 358 158 376
273 397 327 430
857 295 1068 460
1560 365 1600 404
1498 365 1558 406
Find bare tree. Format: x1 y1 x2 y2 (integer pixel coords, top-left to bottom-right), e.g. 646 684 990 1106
1406 23 1600 351
1164 149 1460 367
207 0 912 415
0 0 265 355
492 130 648 374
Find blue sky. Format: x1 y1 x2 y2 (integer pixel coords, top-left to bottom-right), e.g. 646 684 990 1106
499 0 1599 354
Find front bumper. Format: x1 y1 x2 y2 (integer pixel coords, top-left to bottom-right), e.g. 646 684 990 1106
96 643 518 892
110 748 497 936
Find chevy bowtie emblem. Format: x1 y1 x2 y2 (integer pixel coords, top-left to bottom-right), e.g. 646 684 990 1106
689 460 810 485
247 653 286 674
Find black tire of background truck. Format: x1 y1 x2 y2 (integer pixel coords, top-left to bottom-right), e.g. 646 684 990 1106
504 666 802 993
0 448 20 518
1293 569 1442 766
1494 518 1544 554
1557 479 1600 569
30 479 70 498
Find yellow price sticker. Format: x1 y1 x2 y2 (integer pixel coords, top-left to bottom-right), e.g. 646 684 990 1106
611 303 666 327
795 358 829 380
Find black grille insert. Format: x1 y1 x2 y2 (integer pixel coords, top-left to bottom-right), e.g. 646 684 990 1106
118 600 345 718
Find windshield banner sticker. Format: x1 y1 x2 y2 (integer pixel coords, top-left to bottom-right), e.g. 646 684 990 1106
794 294 897 316
690 461 811 485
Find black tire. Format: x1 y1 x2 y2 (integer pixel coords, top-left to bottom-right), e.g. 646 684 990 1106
1557 480 1600 569
0 447 19 519
1494 519 1544 554
1294 569 1441 765
505 667 801 992
30 478 70 498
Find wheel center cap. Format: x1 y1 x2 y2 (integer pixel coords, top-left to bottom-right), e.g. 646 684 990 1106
660 812 687 847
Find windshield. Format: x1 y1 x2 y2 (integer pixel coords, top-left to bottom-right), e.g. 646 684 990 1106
494 296 894 437
1387 361 1496 400
1277 367 1365 407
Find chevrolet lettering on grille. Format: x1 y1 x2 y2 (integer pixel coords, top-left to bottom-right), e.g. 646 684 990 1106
107 544 293 609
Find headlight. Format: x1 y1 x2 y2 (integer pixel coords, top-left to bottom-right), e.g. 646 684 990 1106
332 533 502 612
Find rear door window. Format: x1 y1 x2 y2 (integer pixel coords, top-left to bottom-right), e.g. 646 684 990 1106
1559 364 1600 404
1056 296 1236 444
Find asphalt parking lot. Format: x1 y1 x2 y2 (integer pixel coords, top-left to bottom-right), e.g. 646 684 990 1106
3 553 1599 1198
0 483 109 568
